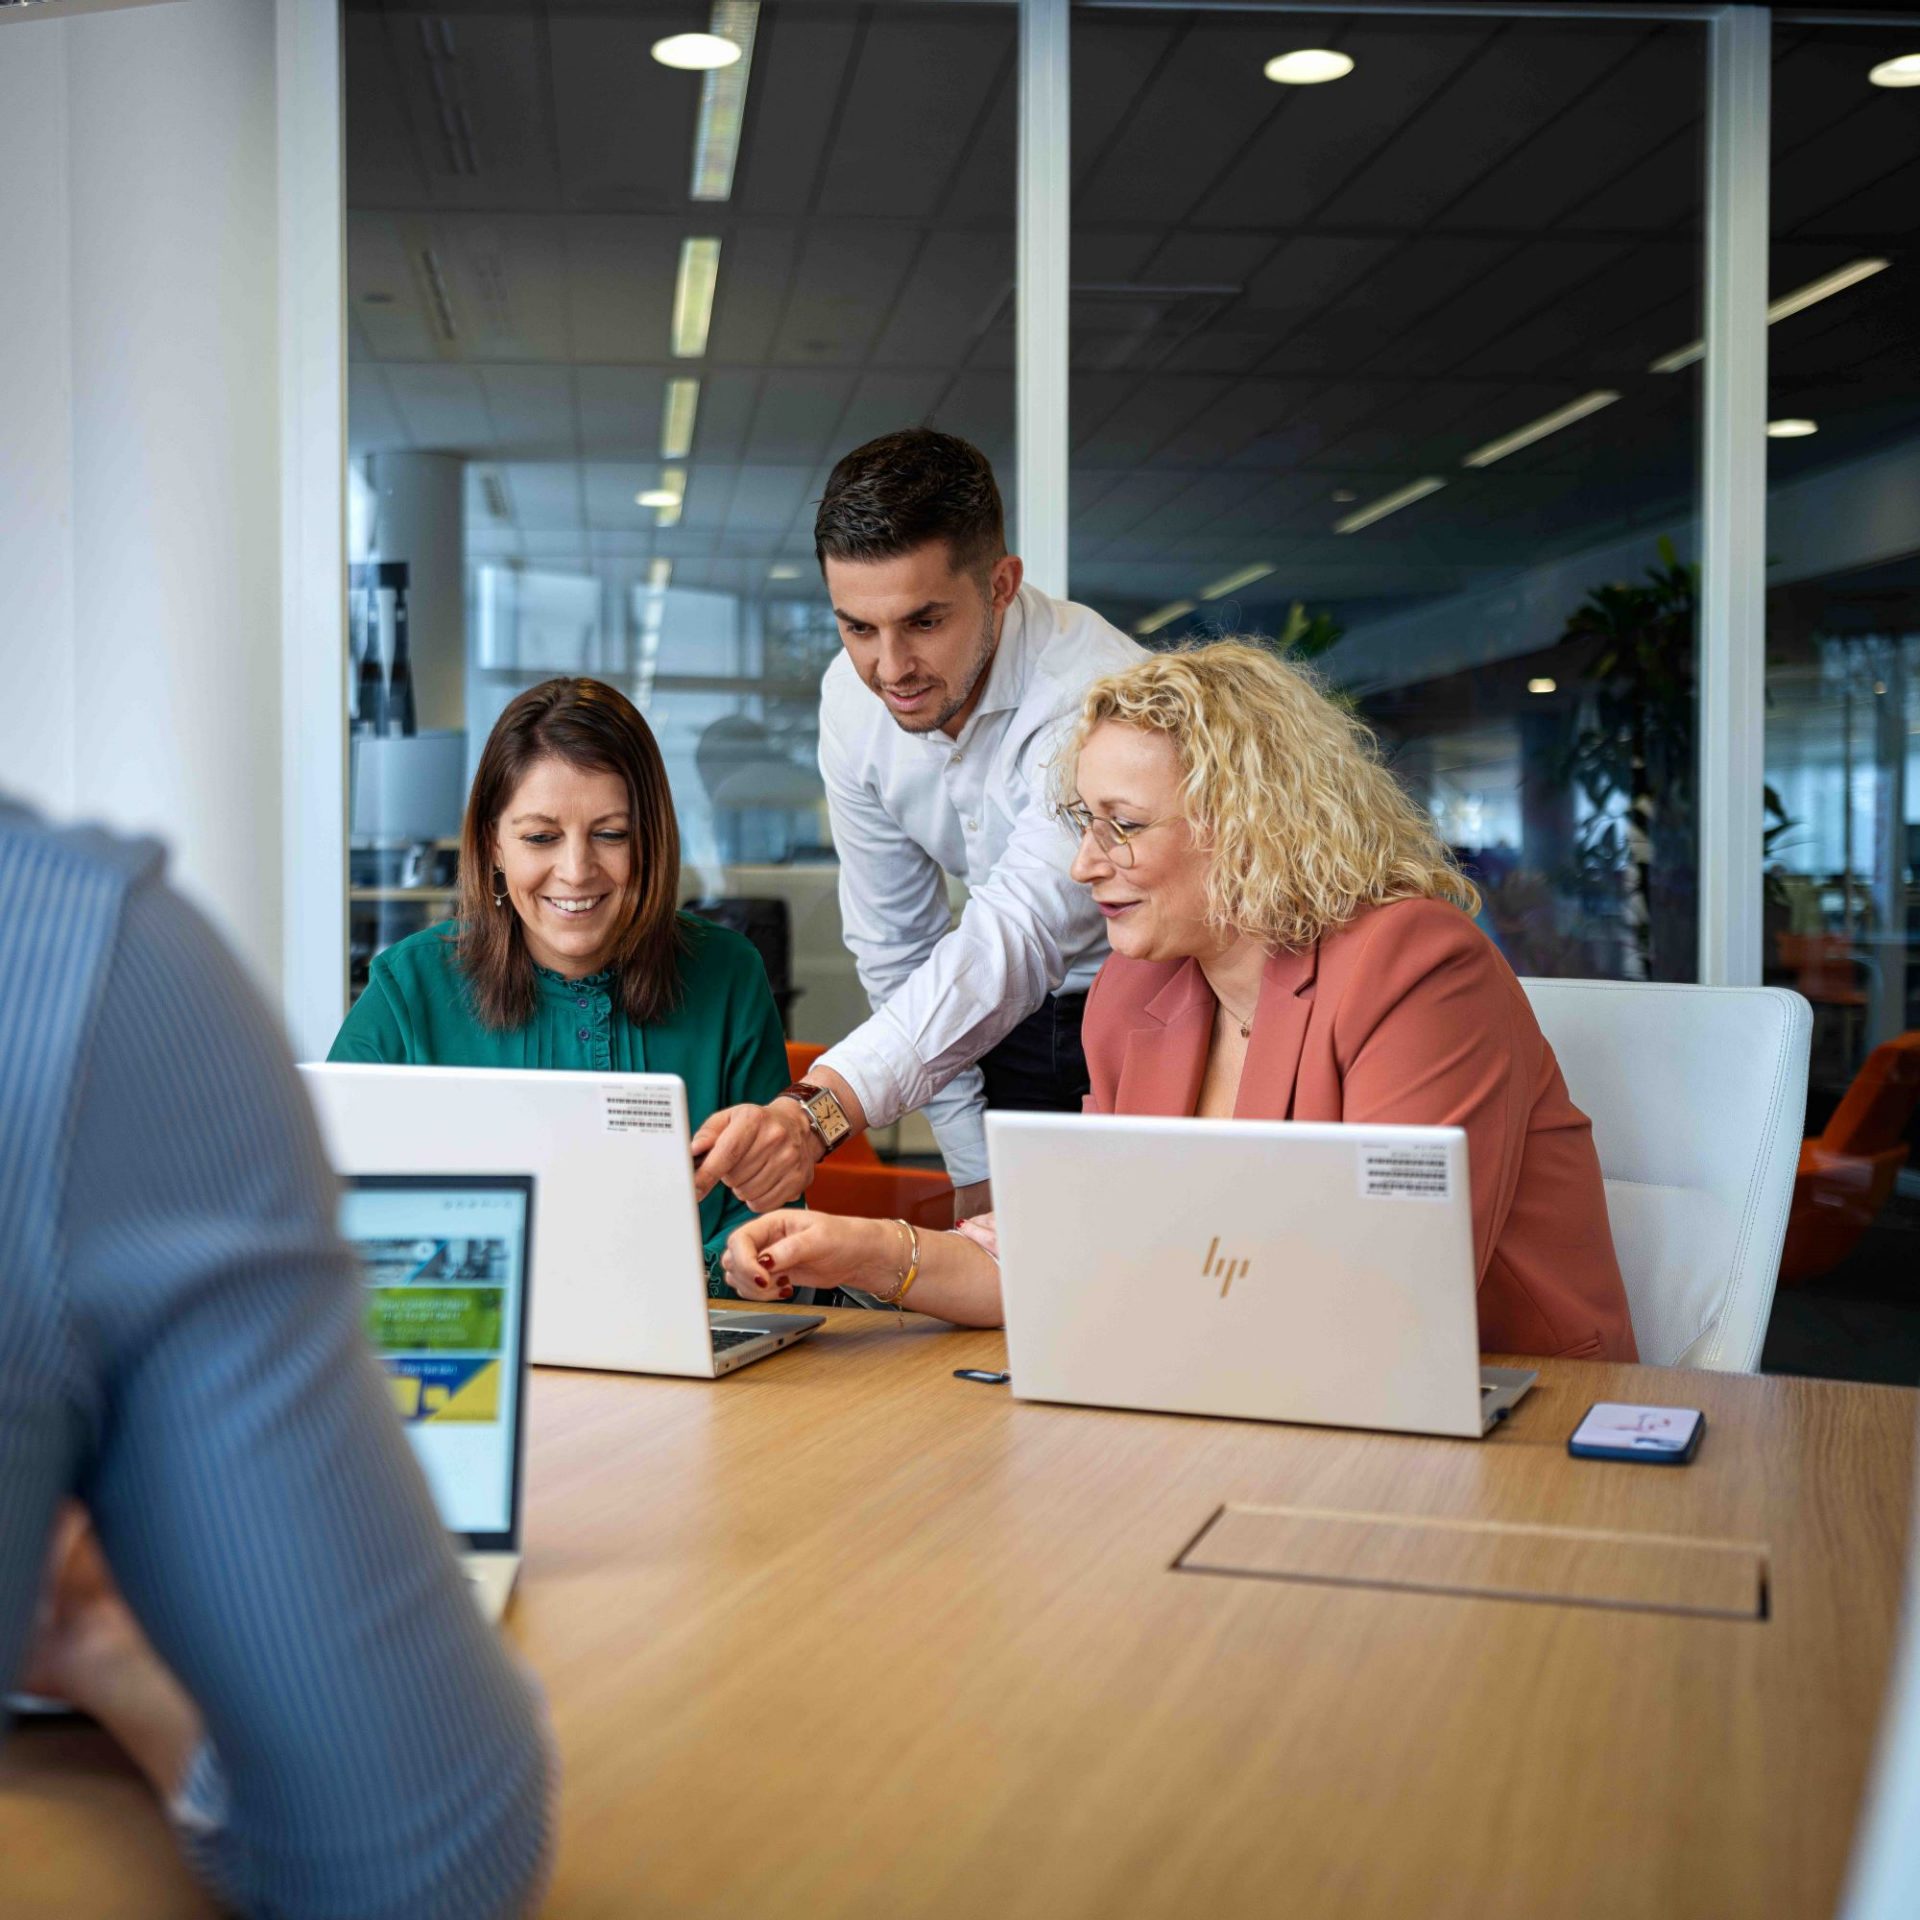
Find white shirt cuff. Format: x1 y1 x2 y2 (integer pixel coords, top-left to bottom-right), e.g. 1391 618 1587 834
814 1030 912 1136
928 1105 990 1187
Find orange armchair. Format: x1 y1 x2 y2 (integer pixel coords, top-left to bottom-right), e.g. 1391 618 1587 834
784 1042 955 1230
1778 1031 1920 1286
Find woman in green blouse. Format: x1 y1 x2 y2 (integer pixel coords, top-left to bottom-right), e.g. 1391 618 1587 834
329 676 792 1288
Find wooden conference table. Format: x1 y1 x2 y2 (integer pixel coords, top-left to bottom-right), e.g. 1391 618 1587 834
4 1309 1915 1919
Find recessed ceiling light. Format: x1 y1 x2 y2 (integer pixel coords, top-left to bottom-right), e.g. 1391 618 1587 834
1200 563 1275 601
1135 599 1195 637
672 237 722 358
652 32 742 71
1649 258 1890 374
1528 677 1558 695
1767 418 1818 439
1462 391 1620 470
636 470 686 526
1869 52 1920 88
1333 477 1446 535
661 377 701 460
1264 49 1354 85
769 563 803 580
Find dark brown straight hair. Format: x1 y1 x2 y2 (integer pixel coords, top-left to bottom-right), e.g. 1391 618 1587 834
455 677 684 1029
813 427 1005 579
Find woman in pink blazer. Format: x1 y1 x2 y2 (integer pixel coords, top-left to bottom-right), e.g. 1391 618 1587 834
721 642 1636 1362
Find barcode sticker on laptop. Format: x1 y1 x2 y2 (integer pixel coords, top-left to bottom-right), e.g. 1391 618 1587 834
1359 1143 1451 1201
604 1087 677 1134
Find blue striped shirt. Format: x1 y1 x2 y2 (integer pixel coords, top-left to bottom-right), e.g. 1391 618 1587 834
0 801 552 1917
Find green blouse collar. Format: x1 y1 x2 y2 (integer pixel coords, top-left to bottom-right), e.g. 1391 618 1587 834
532 960 616 997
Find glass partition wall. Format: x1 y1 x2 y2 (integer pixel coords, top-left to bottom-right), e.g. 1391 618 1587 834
1759 17 1920 1380
340 0 1920 1380
344 0 1015 1062
1069 7 1708 982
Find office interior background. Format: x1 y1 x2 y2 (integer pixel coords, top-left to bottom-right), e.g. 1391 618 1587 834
2 0 1918 1378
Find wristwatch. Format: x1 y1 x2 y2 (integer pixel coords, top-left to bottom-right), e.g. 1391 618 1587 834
777 1080 853 1157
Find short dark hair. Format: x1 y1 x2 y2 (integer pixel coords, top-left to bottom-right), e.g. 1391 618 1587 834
813 428 1006 576
456 677 684 1029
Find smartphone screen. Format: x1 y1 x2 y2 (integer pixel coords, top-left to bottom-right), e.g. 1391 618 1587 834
1568 1402 1705 1462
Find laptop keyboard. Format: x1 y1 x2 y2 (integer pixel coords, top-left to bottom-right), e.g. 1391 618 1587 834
710 1327 765 1353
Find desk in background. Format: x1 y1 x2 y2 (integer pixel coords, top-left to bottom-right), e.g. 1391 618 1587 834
3 1311 1913 1918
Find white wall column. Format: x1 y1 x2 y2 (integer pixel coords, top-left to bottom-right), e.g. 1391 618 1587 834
0 0 286 997
0 0 350 1025
1017 0 1070 596
278 0 347 1061
0 22 77 818
1698 3 1771 987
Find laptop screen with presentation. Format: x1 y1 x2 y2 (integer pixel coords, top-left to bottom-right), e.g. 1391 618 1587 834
337 1173 534 1552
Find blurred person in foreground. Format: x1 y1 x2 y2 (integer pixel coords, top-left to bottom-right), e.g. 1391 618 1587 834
329 674 790 1288
0 797 552 1918
720 642 1637 1364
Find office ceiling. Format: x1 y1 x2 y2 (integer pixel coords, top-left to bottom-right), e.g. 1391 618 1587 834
345 1 1920 635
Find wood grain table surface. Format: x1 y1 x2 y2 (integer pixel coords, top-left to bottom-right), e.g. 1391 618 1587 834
4 1307 1914 1919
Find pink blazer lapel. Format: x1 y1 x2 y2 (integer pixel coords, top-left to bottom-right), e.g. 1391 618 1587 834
1112 959 1215 1116
1233 943 1320 1121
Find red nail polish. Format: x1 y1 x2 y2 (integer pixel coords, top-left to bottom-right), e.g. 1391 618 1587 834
758 1253 775 1269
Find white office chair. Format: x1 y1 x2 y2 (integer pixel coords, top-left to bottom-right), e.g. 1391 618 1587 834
1520 979 1811 1371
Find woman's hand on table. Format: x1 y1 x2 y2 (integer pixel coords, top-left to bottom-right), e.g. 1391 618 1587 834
721 1210 901 1303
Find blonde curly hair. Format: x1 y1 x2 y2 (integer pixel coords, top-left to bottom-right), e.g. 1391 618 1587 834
1059 640 1479 952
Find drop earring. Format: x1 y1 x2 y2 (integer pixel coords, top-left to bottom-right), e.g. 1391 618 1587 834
492 867 509 908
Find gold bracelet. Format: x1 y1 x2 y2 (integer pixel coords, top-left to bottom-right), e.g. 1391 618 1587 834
873 1218 921 1308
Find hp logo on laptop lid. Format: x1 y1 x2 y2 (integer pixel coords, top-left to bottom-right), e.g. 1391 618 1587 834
1202 1236 1250 1299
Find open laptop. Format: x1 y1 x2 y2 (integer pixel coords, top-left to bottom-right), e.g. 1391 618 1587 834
303 1064 822 1377
986 1114 1535 1441
338 1173 534 1622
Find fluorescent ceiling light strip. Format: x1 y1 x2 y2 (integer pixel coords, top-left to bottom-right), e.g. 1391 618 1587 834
1649 257 1890 374
1461 391 1620 470
1135 599 1194 636
661 377 700 460
1333 477 1446 535
672 238 722 358
1199 562 1275 601
655 467 685 529
691 0 758 202
1648 340 1706 376
1766 256 1889 325
646 558 673 591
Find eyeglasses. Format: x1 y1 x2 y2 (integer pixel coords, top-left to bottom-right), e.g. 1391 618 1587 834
1056 800 1175 868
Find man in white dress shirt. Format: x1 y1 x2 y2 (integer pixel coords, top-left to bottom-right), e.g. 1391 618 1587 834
694 429 1141 1216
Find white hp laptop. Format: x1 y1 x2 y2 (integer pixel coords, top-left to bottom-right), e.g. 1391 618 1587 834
987 1114 1535 1440
303 1064 822 1377
338 1173 534 1622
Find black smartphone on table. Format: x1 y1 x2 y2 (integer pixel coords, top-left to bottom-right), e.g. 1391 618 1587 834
1567 1402 1706 1464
